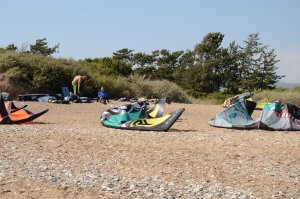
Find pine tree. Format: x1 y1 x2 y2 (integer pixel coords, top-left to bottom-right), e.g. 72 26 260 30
30 38 59 56
240 33 283 91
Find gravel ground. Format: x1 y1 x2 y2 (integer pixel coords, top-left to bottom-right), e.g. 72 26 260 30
0 101 299 198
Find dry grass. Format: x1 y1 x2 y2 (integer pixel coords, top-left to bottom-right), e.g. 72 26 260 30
253 89 300 106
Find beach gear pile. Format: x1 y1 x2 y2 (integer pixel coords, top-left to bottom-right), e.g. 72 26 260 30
18 87 92 104
100 98 184 131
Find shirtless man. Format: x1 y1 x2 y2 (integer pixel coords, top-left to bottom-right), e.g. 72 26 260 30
72 75 87 95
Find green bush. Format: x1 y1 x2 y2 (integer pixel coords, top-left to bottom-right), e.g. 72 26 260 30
0 51 87 94
129 76 191 103
0 51 190 102
82 57 132 77
0 52 22 73
6 66 33 88
185 90 207 98
206 92 233 104
188 92 233 105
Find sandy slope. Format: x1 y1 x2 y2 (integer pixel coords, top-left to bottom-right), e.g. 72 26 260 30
0 101 299 198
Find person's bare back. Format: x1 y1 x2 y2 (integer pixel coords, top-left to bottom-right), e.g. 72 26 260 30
72 75 87 95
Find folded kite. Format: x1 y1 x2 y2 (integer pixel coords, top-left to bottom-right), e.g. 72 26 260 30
101 99 184 131
0 97 48 124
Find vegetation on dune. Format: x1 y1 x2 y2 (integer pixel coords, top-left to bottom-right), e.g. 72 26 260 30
0 34 299 105
253 88 300 107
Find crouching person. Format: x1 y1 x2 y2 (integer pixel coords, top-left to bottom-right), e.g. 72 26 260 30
97 87 109 104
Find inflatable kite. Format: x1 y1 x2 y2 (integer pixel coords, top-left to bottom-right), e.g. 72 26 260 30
255 98 272 110
0 97 48 124
222 92 253 108
210 100 300 131
209 101 258 129
101 99 184 131
258 102 300 131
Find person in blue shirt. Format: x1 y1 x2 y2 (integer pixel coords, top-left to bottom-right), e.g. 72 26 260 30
97 87 109 104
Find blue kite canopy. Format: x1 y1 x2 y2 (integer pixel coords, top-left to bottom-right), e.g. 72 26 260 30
100 99 184 131
209 101 258 129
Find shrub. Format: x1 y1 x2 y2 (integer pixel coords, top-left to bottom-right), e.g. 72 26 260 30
206 92 233 104
188 92 233 105
0 52 22 73
274 87 289 92
293 86 300 93
253 90 300 107
0 51 88 95
0 74 27 98
82 57 132 77
0 51 191 102
129 76 191 103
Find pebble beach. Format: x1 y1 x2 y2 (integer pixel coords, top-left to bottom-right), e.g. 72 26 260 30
0 101 299 198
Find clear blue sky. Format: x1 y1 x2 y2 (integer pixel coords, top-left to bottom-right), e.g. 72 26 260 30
1 0 299 83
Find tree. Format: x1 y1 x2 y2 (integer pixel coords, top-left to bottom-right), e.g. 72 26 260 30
256 48 283 89
84 57 132 77
222 41 242 93
132 52 156 68
186 32 227 93
173 50 195 86
6 44 17 51
154 49 184 81
30 38 59 56
112 48 134 65
240 33 283 91
0 44 18 53
157 49 183 67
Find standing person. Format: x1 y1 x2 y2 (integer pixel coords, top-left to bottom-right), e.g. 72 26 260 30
72 75 87 96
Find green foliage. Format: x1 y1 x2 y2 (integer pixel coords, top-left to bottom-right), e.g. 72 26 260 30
30 38 59 56
89 75 134 99
205 92 233 104
83 57 132 77
133 67 156 79
185 90 232 104
0 52 23 73
129 76 191 103
112 48 134 65
239 33 284 91
128 32 283 95
6 66 34 88
222 41 241 93
0 44 18 53
80 74 191 103
0 51 83 93
0 33 286 103
5 44 18 51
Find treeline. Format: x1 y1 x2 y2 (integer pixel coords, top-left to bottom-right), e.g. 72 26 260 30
0 33 284 101
108 33 283 96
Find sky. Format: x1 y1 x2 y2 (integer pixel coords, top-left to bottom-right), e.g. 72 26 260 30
0 0 299 83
